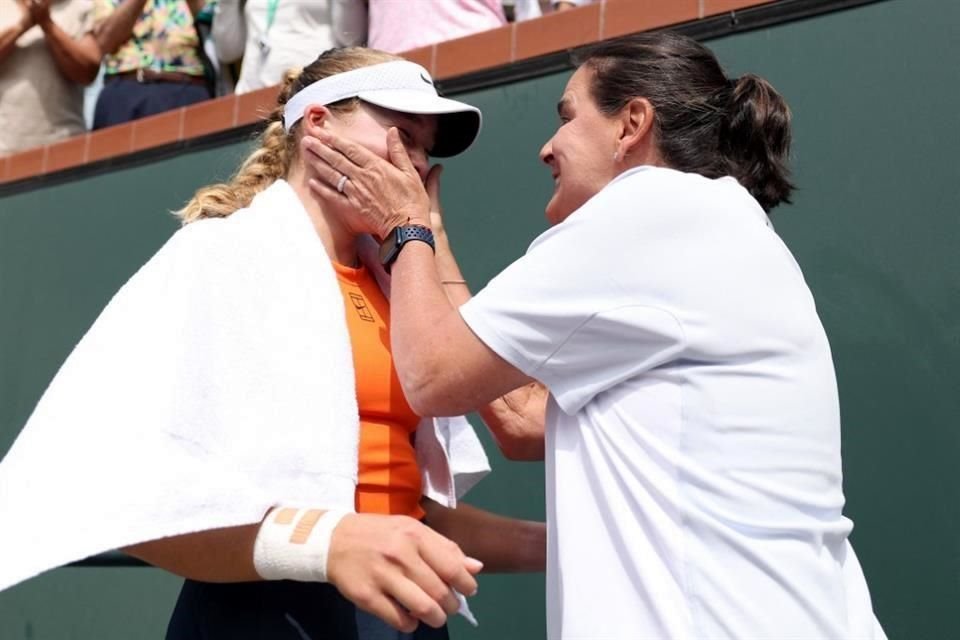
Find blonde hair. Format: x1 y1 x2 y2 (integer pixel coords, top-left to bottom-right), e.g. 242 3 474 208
178 47 401 223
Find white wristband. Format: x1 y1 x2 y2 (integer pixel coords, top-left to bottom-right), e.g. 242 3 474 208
253 507 350 582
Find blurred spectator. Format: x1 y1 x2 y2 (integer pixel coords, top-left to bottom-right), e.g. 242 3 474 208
0 0 100 155
92 0 212 129
552 0 590 10
509 0 593 21
194 0 236 96
212 0 363 94
353 0 507 54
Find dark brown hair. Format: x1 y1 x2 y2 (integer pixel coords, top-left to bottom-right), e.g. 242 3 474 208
576 32 794 211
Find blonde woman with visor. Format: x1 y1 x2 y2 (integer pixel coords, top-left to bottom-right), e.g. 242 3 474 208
0 47 544 639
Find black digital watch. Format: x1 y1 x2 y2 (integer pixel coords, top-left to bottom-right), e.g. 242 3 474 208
378 224 435 273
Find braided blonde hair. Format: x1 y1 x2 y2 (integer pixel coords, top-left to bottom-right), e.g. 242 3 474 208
178 47 401 223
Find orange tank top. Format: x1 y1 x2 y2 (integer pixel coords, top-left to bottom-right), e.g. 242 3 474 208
333 261 425 520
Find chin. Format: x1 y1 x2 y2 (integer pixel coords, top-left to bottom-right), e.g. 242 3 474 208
544 204 560 226
545 201 575 226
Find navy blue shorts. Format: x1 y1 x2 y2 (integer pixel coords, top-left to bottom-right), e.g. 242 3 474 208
165 579 451 640
93 78 212 130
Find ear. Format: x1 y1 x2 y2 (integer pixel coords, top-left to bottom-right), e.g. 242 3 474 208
299 104 332 138
616 97 655 160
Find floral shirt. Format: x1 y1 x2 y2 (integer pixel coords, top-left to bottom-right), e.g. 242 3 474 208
94 0 205 76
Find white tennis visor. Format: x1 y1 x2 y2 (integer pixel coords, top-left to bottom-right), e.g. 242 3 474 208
283 60 482 158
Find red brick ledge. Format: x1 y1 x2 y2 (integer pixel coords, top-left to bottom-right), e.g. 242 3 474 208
0 0 773 186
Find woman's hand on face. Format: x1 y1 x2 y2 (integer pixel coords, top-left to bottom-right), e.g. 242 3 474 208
326 513 482 632
303 128 431 240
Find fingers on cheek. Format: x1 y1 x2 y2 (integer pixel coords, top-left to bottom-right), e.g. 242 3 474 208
309 178 339 200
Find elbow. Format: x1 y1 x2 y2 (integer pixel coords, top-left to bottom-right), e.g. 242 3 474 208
401 369 474 419
404 382 462 419
64 65 98 86
78 61 100 85
97 39 118 56
501 441 545 462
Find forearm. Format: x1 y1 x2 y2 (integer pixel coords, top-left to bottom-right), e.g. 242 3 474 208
123 523 262 582
184 0 204 16
391 241 488 415
430 226 546 458
0 16 31 66
40 20 100 84
94 0 147 55
431 225 471 306
422 499 545 573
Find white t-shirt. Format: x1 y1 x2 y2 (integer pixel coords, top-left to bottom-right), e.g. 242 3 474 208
460 166 886 639
212 0 365 95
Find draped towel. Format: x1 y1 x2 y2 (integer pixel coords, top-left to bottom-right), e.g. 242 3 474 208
0 180 490 592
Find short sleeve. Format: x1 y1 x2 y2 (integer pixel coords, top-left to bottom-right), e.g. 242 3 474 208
459 201 686 415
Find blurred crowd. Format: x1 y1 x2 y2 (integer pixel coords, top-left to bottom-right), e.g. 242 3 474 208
0 0 593 156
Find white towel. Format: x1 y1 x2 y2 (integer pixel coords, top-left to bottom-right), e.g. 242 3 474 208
0 180 489 592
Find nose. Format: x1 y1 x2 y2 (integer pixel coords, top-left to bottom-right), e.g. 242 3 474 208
539 138 554 167
407 144 429 182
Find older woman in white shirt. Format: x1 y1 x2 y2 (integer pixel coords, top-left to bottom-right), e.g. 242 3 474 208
303 30 887 640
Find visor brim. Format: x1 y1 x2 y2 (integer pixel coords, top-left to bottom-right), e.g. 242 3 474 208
358 89 482 158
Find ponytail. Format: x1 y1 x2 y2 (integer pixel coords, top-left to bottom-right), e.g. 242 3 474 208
721 74 794 211
579 32 796 212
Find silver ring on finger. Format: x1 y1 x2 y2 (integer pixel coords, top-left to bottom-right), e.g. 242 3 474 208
336 174 349 194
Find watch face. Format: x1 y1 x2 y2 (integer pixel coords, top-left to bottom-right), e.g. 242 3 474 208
378 225 434 272
379 228 399 265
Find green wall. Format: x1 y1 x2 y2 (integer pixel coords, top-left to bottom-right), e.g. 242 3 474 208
2 0 958 636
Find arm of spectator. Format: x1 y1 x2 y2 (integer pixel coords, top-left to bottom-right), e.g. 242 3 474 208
0 0 34 66
211 0 245 63
28 0 101 85
422 499 545 573
93 0 148 55
331 0 367 47
184 0 205 16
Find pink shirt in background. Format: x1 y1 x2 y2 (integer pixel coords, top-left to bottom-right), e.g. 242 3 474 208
368 0 506 53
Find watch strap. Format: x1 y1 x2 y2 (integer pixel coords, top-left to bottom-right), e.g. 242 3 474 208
379 224 435 273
